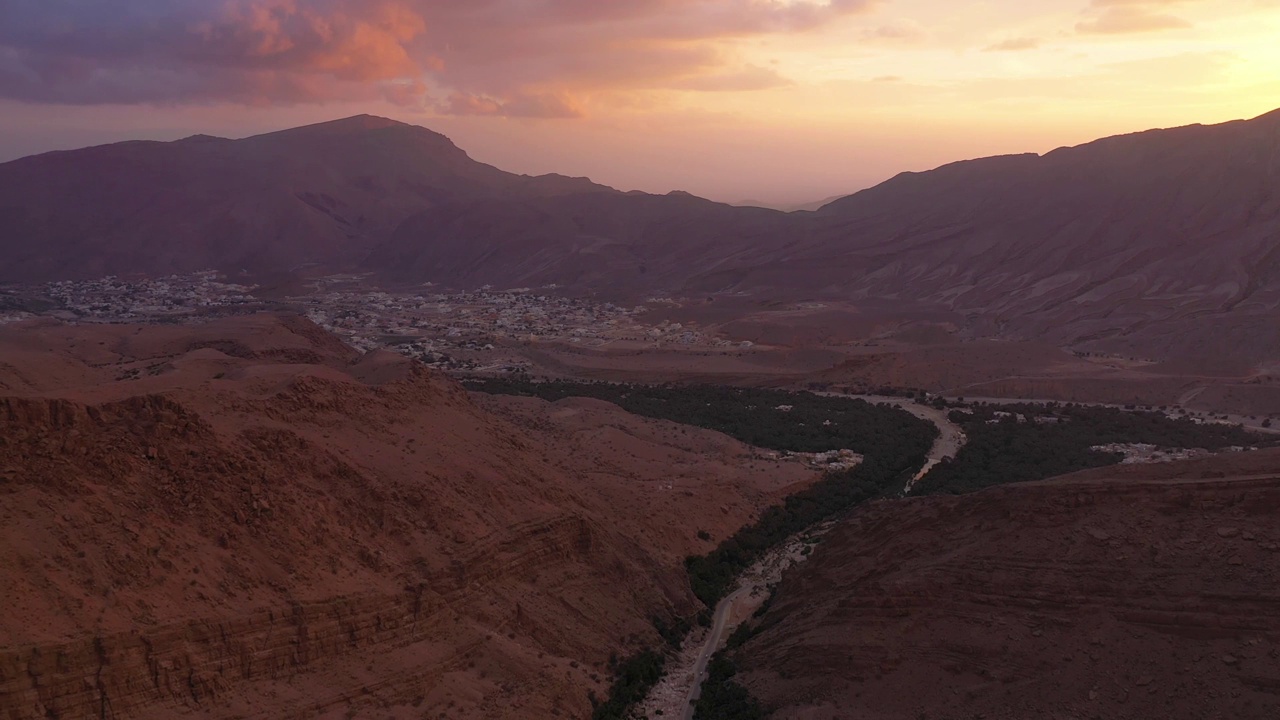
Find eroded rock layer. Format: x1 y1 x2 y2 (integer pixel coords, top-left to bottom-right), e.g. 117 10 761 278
0 314 816 719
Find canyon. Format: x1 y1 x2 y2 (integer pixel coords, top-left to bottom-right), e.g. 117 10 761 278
0 314 818 719
2 105 1280 720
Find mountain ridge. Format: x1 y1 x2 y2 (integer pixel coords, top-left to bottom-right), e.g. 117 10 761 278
3 108 1280 366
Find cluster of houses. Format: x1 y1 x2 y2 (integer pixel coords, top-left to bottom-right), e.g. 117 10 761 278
22 272 742 372
43 272 256 321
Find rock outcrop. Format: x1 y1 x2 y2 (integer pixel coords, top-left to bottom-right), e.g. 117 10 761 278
0 314 816 719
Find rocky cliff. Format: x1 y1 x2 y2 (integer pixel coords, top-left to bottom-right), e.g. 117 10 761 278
0 314 816 719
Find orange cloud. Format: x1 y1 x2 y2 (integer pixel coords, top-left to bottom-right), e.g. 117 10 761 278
443 91 586 119
197 0 427 80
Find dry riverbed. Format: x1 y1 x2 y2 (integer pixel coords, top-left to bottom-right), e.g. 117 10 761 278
636 523 835 719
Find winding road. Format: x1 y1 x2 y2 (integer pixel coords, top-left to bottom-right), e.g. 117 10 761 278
681 586 750 719
673 391 1270 716
818 392 968 493
671 393 966 719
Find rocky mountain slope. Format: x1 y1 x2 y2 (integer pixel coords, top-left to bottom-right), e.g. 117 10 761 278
4 108 1280 368
766 108 1280 365
0 115 613 282
376 108 1280 370
736 454 1280 719
373 191 793 295
0 314 816 719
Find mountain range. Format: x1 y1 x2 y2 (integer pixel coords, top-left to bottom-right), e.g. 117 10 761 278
4 108 1280 720
3 109 1279 365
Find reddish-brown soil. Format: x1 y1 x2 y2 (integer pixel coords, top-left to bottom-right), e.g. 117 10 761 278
738 454 1280 719
0 314 818 719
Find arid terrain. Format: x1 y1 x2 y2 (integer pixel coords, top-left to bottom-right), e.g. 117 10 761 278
3 105 1280 720
4 109 1280 385
736 453 1280 719
0 314 819 719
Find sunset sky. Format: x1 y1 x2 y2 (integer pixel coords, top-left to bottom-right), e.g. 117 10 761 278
2 0 1278 205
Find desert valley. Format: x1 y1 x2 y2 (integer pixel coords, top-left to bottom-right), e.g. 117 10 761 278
3 0 1280 709
2 105 1279 720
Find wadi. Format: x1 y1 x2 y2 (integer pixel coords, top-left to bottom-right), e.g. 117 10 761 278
3 19 1280 714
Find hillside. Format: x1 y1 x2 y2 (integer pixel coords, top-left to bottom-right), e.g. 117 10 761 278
734 455 1280 719
0 116 613 282
700 109 1280 365
0 314 817 719
4 109 1280 370
373 191 793 297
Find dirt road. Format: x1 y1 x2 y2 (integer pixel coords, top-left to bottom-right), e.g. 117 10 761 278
682 586 750 719
638 529 829 719
649 395 966 717
819 393 967 493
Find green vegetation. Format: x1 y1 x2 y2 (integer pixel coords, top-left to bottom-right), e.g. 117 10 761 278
652 614 692 649
464 378 936 455
916 403 1267 495
590 650 666 720
468 378 938 606
693 654 766 720
684 451 919 605
0 293 56 314
471 378 937 717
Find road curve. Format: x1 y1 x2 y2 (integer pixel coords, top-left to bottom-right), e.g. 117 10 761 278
815 392 967 493
682 393 964 717
682 586 750 720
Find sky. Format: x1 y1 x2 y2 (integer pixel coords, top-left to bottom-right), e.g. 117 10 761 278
1 0 1278 205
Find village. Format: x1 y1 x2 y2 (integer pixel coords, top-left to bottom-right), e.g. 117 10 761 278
294 283 740 371
40 272 259 321
7 272 737 372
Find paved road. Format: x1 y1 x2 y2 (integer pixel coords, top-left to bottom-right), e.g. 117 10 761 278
682 586 750 720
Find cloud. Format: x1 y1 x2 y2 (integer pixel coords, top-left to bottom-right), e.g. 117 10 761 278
863 19 928 42
984 37 1043 52
0 0 877 112
0 0 435 105
1076 0 1195 34
443 91 586 119
669 64 793 92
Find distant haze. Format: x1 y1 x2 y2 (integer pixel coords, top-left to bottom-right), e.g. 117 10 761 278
1 0 1279 204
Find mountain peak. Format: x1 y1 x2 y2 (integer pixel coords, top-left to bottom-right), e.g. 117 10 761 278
177 133 228 144
315 114 410 131
256 115 421 141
